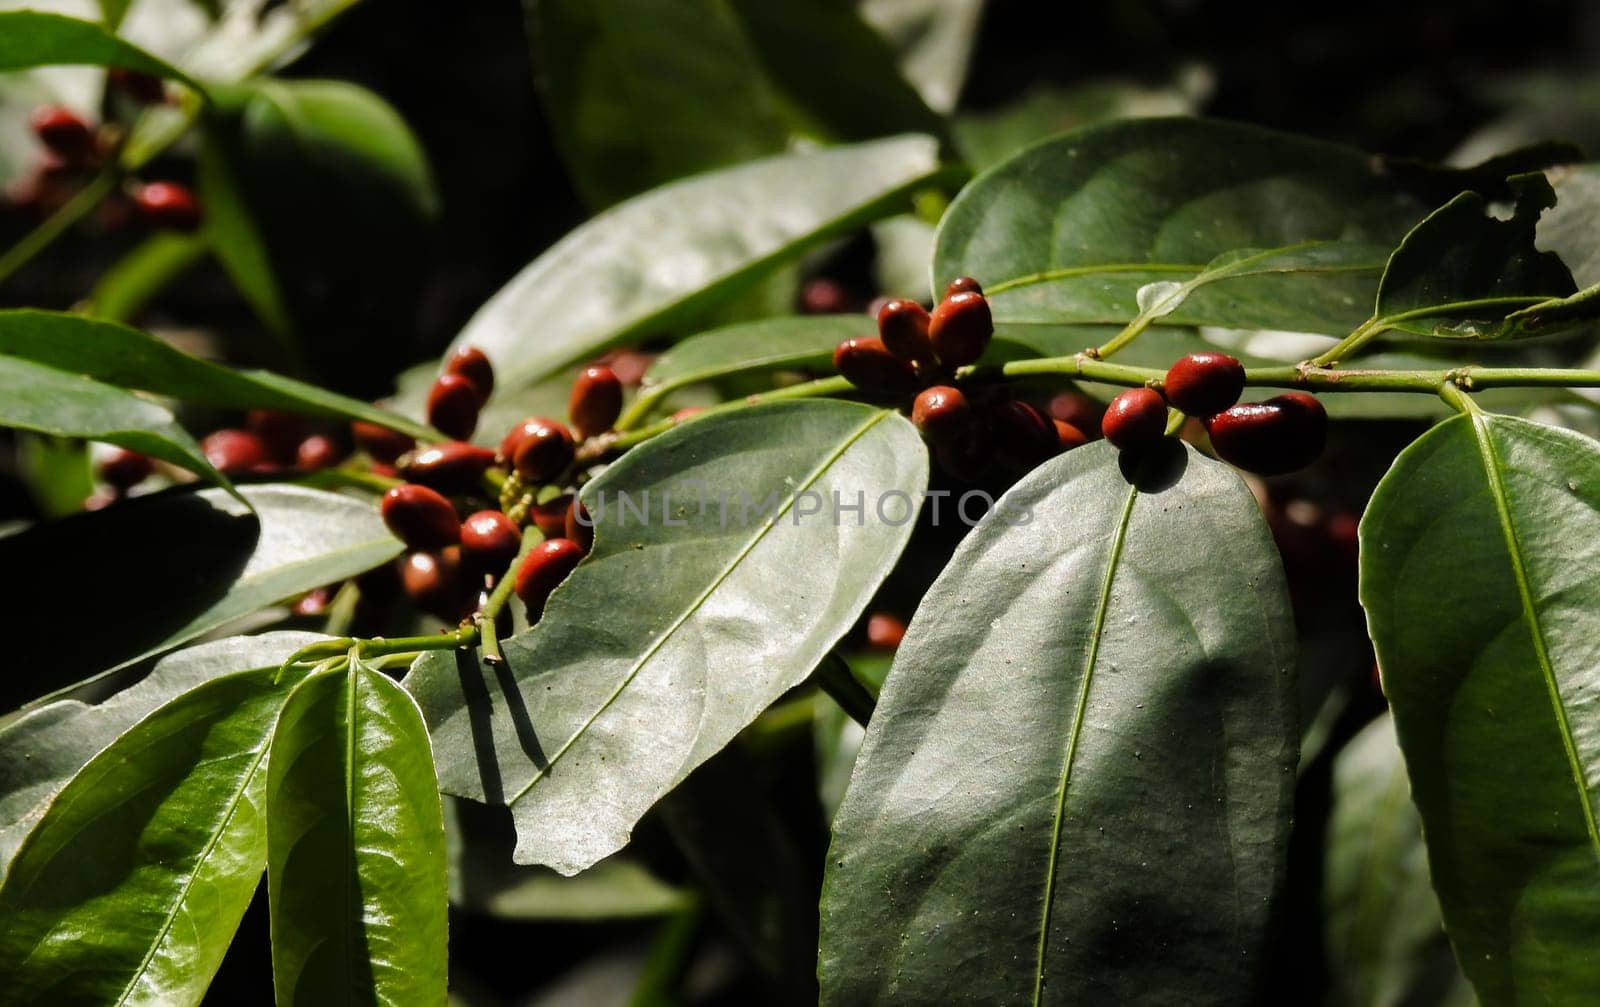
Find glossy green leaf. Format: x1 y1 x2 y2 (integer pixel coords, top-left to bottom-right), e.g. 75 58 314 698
197 121 295 344
1372 173 1576 339
267 659 447 1006
934 118 1430 336
820 441 1296 1005
406 400 927 874
859 0 984 115
1 485 401 711
1325 713 1474 1007
1360 412 1600 1001
446 134 945 391
0 354 230 491
530 0 794 208
0 665 303 1004
0 632 329 872
0 310 434 438
0 11 203 92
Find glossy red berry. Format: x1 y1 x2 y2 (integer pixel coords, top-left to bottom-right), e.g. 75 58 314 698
1047 391 1103 438
867 612 907 650
246 409 305 465
513 537 585 620
929 291 993 368
291 585 334 618
401 441 498 493
877 299 934 365
1101 388 1168 451
460 510 521 573
1163 352 1246 418
107 68 166 104
834 337 918 395
511 418 576 482
444 346 494 401
1205 393 1327 476
402 548 470 620
133 181 201 232
30 106 94 163
351 421 414 464
380 484 460 551
296 434 345 471
801 277 854 314
944 275 983 299
530 493 573 537
201 429 269 473
565 498 594 552
569 364 623 438
911 386 970 443
991 400 1059 471
1054 419 1090 452
98 447 153 489
427 373 481 440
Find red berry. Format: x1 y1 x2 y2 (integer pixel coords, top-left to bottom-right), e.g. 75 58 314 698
201 429 269 473
933 418 993 481
296 434 345 471
834 337 919 395
1205 393 1327 476
351 421 415 464
427 373 482 440
380 484 460 551
801 277 854 314
511 417 576 482
866 612 907 649
1054 420 1090 451
30 106 94 163
565 498 594 552
1101 388 1168 451
929 291 992 367
133 181 201 232
513 537 585 620
98 447 153 489
460 510 521 573
944 275 983 299
877 299 934 365
246 409 305 465
569 364 623 438
291 585 334 618
594 348 655 386
107 68 166 104
911 385 970 443
402 548 470 620
991 400 1059 471
444 346 495 401
530 493 573 537
1047 391 1103 438
1163 352 1246 418
400 441 498 493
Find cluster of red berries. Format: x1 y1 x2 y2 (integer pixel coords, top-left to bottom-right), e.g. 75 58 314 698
1103 351 1327 475
5 83 199 231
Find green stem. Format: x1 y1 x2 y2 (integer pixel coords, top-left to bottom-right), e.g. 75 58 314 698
582 375 857 460
814 653 877 727
1311 296 1554 367
1439 381 1479 416
0 171 117 288
299 466 404 495
482 527 543 624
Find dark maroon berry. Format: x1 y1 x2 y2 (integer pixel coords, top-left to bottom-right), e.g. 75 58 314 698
246 409 305 465
944 275 983 299
867 612 906 650
511 418 576 482
351 421 414 464
133 181 201 232
402 548 471 621
380 484 460 551
401 441 498 493
1048 391 1103 438
460 510 521 573
107 68 166 104
1205 393 1327 476
514 537 585 620
201 429 269 473
30 106 94 163
1163 352 1246 418
569 364 623 438
877 299 934 365
444 346 495 401
1101 388 1168 451
565 498 594 552
98 447 153 489
929 291 993 367
530 493 573 538
801 277 854 314
934 418 993 481
1054 420 1090 452
911 386 970 443
834 337 919 395
427 373 481 440
991 400 1059 471
296 434 345 471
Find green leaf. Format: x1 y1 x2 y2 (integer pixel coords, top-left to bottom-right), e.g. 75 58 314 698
1 485 402 712
859 0 985 115
0 310 434 438
267 659 447 1006
0 11 204 93
819 441 1296 1004
85 233 209 324
0 354 231 491
1360 411 1600 1001
0 665 303 1004
933 118 1431 336
0 632 329 872
530 0 795 208
406 399 928 874
15 434 94 519
1371 173 1576 339
1325 713 1474 1007
446 134 945 392
197 122 295 344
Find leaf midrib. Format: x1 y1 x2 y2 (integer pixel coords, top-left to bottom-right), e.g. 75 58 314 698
1030 478 1139 1005
509 408 894 803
